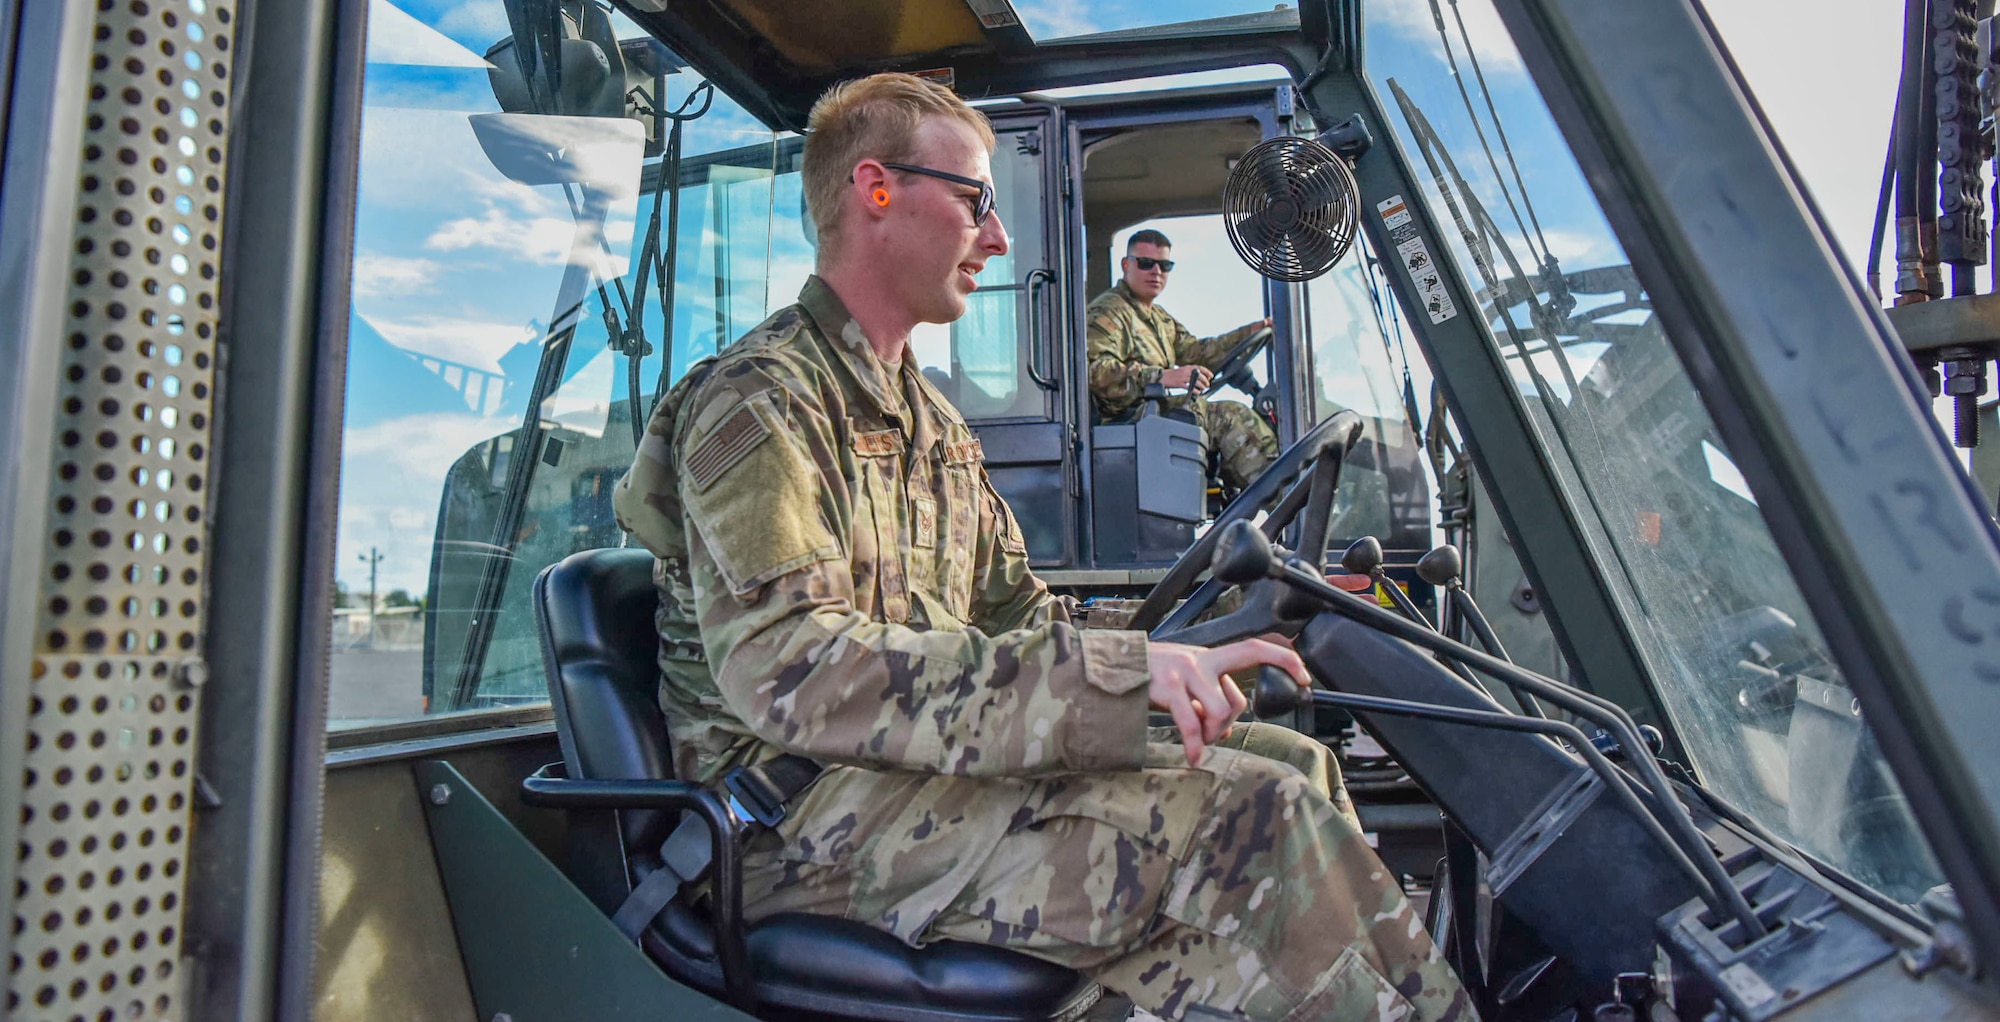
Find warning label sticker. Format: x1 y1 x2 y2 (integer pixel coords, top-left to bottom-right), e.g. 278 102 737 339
963 0 1021 28
1377 194 1456 324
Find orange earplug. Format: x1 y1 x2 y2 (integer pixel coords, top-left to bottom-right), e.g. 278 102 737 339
872 187 891 207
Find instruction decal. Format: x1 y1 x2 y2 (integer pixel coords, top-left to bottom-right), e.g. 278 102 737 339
963 0 1022 29
1378 194 1457 325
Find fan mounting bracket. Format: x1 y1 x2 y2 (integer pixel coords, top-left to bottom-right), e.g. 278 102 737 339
1317 113 1373 162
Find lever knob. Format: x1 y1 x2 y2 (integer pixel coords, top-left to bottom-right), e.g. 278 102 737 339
1254 665 1304 719
1211 520 1278 586
1415 544 1463 587
1340 535 1384 576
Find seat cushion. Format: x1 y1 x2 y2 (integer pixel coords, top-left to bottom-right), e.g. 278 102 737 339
644 902 1099 1022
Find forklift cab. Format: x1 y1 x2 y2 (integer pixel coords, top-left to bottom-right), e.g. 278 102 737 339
10 0 2000 1021
416 74 1437 705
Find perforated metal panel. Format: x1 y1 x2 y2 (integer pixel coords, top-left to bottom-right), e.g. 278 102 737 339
8 0 232 1018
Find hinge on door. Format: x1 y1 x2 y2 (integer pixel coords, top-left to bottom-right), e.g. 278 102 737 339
1068 424 1082 498
1016 130 1041 156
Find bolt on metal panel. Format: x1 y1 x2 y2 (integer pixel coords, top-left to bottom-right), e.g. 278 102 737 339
7 0 234 1017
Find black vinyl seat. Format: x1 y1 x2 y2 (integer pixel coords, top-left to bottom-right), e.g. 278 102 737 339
529 547 1101 1022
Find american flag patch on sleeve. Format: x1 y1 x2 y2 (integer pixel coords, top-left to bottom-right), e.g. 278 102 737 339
686 402 771 491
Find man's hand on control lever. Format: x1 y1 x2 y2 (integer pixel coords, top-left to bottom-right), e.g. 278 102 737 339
1147 638 1309 766
1160 365 1212 393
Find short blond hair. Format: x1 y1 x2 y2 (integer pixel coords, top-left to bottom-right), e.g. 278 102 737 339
802 73 996 252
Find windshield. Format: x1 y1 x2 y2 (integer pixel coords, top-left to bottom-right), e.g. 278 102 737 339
331 0 804 721
1364 0 1942 901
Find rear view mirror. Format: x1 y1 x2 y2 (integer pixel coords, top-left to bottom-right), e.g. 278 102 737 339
481 0 686 154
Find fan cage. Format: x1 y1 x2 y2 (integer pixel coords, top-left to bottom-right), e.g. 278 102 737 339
1223 135 1361 283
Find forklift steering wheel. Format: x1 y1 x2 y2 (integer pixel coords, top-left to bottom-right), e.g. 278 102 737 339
1205 326 1274 397
1124 410 1364 635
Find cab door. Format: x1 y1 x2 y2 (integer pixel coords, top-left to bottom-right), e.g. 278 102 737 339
907 105 1075 566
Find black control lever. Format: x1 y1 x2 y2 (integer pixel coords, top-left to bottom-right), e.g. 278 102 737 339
1417 544 1546 719
1208 519 1768 941
1339 537 1433 628
1254 664 1305 719
1342 536 1506 702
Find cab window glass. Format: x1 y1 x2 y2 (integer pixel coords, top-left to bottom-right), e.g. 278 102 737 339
1304 238 1428 548
331 1 802 725
909 126 1047 420
1366 0 1942 899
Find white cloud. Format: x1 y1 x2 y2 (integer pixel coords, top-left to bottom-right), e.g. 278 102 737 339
358 108 507 207
345 409 510 481
426 206 581 265
433 0 513 51
336 409 518 594
360 312 537 372
423 170 636 277
1014 0 1101 39
352 253 443 296
1372 0 1524 78
367 0 493 68
423 203 633 274
1537 228 1620 271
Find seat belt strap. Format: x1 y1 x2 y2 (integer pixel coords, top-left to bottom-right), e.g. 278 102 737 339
723 754 823 828
610 852 690 940
608 754 824 941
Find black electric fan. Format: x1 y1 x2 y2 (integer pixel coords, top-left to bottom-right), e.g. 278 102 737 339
1222 118 1370 282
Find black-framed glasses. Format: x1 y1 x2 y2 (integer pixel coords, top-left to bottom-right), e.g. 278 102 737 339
882 162 995 226
1130 256 1175 272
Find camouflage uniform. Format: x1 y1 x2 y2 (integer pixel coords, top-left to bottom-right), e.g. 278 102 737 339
1086 281 1281 490
614 276 1470 1022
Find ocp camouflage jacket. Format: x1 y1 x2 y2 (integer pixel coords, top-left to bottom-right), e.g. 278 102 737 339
612 276 1176 940
1085 280 1265 420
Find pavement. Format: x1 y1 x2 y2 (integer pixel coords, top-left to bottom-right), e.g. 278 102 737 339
329 649 426 721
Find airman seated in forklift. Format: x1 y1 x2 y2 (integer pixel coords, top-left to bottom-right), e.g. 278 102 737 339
613 73 1471 1021
1087 230 1280 492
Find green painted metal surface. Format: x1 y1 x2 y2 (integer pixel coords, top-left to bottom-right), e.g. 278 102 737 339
417 759 754 1021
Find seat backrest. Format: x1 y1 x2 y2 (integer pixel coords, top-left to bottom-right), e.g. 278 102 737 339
533 547 678 854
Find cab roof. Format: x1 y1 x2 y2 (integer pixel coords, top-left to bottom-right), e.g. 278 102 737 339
618 0 1345 129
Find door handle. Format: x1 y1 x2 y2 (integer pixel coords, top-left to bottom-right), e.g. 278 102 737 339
1025 268 1058 391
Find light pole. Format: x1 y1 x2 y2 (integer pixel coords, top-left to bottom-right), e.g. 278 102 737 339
359 547 383 646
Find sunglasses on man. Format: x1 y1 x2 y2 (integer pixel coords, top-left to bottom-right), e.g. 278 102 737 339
1128 256 1175 272
882 162 996 226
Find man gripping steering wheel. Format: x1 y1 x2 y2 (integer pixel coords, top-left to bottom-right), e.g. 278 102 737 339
1086 228 1280 491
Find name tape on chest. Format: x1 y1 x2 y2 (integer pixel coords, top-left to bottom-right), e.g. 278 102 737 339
944 439 983 464
853 429 903 457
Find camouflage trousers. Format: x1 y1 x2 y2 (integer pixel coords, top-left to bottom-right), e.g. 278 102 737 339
741 724 1471 1021
1199 400 1279 492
